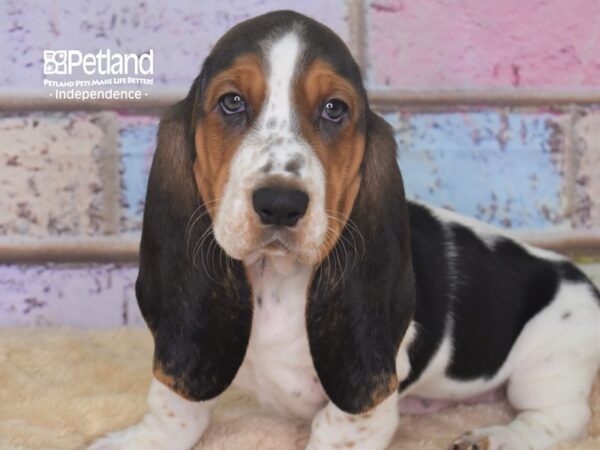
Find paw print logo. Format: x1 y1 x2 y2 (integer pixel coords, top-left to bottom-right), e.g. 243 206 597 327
43 50 68 75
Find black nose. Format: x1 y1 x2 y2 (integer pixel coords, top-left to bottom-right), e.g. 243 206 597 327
252 187 309 227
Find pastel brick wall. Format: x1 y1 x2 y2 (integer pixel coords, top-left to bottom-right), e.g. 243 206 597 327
391 109 570 229
368 0 600 88
1 0 600 327
2 0 351 90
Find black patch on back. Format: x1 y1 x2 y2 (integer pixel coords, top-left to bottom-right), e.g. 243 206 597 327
400 202 582 388
446 234 560 379
557 260 588 283
400 202 452 390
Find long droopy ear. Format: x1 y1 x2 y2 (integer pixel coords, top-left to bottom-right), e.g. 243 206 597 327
307 109 416 414
135 84 252 401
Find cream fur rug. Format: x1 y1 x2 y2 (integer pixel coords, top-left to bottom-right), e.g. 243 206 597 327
0 328 598 450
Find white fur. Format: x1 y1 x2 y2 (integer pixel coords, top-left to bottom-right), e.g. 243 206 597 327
450 282 599 449
234 254 327 419
306 392 400 450
87 379 215 450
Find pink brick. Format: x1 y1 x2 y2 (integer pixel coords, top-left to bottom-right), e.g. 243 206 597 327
369 0 600 88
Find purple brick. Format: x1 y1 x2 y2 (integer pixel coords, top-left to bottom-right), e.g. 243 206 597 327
2 0 350 90
0 264 143 327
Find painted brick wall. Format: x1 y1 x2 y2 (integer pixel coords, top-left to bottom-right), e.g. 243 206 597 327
1 0 351 89
368 0 600 88
1 0 599 327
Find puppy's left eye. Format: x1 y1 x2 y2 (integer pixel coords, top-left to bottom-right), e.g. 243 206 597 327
320 99 347 123
219 93 246 115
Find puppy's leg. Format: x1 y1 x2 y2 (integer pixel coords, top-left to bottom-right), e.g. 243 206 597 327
306 393 399 450
87 378 215 450
450 286 600 450
450 364 595 450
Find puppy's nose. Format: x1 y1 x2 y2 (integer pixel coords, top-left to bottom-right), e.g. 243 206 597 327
252 187 309 227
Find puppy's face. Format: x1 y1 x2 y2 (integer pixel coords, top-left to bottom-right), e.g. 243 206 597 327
192 18 366 265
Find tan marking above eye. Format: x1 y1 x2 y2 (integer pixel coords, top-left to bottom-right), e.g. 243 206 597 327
204 54 266 113
299 59 358 120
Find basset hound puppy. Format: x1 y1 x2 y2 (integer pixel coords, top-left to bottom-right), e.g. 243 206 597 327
89 10 600 450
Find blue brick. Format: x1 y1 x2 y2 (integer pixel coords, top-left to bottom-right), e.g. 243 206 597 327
387 110 569 229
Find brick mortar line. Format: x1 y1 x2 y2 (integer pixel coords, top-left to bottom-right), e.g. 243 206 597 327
3 88 600 111
0 230 599 263
0 238 140 263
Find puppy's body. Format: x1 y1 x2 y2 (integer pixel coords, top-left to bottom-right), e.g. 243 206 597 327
89 11 600 450
236 201 600 417
236 201 600 431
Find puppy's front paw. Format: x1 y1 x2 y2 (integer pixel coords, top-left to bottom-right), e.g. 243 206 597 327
448 432 491 450
87 424 172 450
448 426 529 450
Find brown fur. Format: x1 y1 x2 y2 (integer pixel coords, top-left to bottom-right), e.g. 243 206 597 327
153 360 190 400
193 54 267 217
369 373 400 409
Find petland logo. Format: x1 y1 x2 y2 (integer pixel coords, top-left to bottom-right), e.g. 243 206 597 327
43 49 154 101
43 49 154 76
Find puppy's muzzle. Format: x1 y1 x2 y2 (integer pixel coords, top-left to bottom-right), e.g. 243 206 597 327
252 187 309 227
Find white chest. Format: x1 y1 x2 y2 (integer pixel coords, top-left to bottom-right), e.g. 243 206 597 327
233 255 327 419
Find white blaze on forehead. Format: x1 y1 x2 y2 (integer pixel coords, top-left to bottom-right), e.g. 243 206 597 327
261 32 302 128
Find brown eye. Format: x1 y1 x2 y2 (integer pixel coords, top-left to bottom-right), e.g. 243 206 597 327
321 99 347 123
219 93 246 114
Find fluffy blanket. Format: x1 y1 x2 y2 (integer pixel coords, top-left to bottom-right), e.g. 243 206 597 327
0 328 598 450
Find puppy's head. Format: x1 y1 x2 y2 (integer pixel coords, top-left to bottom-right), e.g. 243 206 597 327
137 10 415 415
191 11 366 265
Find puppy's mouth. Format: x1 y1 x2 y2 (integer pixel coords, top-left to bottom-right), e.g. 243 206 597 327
258 227 297 255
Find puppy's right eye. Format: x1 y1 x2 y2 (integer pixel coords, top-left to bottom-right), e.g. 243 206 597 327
219 93 246 115
320 99 347 123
